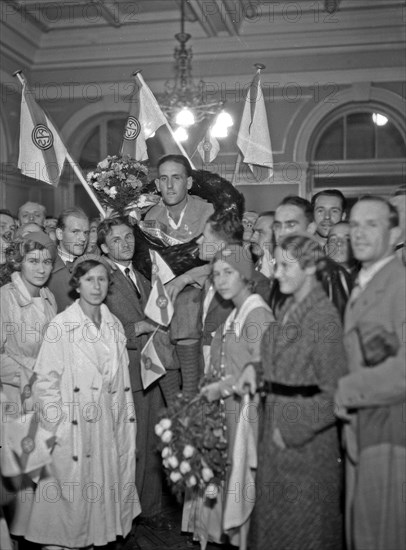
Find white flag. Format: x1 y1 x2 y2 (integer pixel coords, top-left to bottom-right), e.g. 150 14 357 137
236 70 273 178
150 249 175 285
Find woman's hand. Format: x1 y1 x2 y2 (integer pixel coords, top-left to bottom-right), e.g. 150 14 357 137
235 364 257 396
200 382 222 402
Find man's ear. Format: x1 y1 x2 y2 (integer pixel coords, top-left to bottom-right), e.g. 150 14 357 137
305 265 317 276
155 179 161 193
389 225 402 247
100 243 109 255
341 211 347 221
55 227 63 242
186 176 193 191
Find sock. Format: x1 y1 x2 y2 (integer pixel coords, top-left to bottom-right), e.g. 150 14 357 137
159 369 181 407
176 340 201 399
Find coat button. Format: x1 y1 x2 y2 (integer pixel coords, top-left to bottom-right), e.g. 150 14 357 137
124 387 130 392
72 420 78 425
129 417 135 423
74 387 80 392
72 456 78 461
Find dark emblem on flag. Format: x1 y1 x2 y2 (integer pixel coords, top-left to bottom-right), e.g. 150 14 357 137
22 384 31 398
21 436 35 455
144 357 152 370
124 116 141 140
32 124 54 150
151 263 158 275
203 140 212 152
156 295 168 309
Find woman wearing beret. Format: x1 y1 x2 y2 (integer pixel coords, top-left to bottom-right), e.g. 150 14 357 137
17 256 140 549
238 234 347 550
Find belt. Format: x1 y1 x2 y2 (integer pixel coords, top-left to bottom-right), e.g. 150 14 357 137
260 381 321 398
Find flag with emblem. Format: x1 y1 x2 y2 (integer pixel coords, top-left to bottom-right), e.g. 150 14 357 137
150 249 175 285
236 67 273 179
0 411 54 477
144 273 174 326
120 72 168 161
18 77 68 187
140 330 166 389
197 130 220 163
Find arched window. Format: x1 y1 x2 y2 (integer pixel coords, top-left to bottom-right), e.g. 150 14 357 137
308 103 406 198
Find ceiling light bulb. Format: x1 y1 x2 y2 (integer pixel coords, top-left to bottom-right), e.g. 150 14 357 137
175 107 195 127
372 113 388 126
211 124 228 138
215 111 233 128
174 126 189 142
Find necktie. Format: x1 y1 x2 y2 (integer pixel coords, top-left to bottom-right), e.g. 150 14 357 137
125 267 141 299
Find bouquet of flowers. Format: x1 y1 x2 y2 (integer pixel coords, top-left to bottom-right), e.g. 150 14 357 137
86 154 159 217
155 392 228 502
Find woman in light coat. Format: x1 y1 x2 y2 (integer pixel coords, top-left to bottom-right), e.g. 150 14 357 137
17 256 141 548
0 231 57 411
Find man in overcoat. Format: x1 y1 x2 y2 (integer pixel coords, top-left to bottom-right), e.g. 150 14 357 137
335 196 405 550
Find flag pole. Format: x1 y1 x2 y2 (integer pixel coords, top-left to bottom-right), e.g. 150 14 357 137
134 71 196 169
13 70 106 217
232 152 242 186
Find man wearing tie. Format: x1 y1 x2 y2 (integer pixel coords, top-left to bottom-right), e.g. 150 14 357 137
97 217 166 529
335 196 405 550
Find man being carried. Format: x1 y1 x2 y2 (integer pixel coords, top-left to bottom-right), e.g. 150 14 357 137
143 155 214 399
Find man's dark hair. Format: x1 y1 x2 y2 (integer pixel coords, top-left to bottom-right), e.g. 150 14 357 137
97 216 132 247
279 196 314 224
56 207 88 230
156 155 192 178
206 210 243 245
311 189 347 212
257 211 275 223
357 195 399 229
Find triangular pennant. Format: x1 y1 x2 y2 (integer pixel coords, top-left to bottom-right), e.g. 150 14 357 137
141 331 166 389
144 276 174 326
150 249 176 285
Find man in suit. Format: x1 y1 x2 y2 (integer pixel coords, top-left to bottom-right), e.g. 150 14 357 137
98 217 166 528
250 211 275 278
47 207 89 312
335 196 405 550
270 195 352 319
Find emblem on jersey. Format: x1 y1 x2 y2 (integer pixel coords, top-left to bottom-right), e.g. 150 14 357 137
32 124 54 150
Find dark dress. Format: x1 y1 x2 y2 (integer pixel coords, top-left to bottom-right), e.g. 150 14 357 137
250 283 347 550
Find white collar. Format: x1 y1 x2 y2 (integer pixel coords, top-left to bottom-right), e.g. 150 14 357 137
358 255 394 289
57 246 76 264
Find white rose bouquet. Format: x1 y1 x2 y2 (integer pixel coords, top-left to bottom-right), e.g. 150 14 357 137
155 393 227 501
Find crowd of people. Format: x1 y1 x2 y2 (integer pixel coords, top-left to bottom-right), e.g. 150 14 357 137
0 154 405 550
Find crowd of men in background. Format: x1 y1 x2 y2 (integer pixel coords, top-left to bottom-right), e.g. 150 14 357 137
0 155 405 548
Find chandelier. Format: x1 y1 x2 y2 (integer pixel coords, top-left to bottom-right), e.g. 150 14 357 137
159 0 233 141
